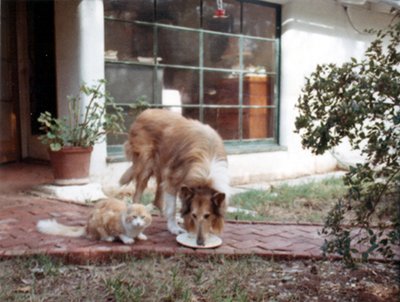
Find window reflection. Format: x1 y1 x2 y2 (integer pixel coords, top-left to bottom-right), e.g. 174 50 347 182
243 38 275 72
243 2 276 38
104 0 154 22
157 0 201 28
204 34 239 69
104 0 279 143
157 28 199 66
162 68 199 108
202 0 240 34
105 21 153 62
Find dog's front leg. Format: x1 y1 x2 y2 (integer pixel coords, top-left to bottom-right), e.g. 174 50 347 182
165 192 186 235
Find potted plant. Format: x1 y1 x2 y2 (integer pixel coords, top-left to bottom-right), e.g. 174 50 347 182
38 80 125 185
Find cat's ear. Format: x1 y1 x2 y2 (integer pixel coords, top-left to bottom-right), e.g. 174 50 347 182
179 186 194 216
126 205 136 216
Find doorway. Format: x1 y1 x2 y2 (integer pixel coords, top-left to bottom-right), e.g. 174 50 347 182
0 1 19 163
0 0 57 164
24 0 57 160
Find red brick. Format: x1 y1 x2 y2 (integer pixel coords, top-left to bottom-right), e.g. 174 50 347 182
0 192 398 263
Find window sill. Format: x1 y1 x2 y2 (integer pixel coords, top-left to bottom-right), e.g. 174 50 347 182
106 141 287 163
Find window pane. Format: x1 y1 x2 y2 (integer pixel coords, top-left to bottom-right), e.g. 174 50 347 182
203 72 239 140
182 107 200 121
243 108 275 139
243 38 275 72
204 71 238 106
204 34 239 69
161 68 199 110
202 0 240 34
204 108 239 140
242 2 276 38
105 20 153 62
105 63 161 104
156 0 200 28
157 28 199 66
107 111 134 145
104 0 154 22
243 74 275 139
104 0 280 147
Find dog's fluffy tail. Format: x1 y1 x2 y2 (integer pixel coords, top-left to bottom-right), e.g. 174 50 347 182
37 219 86 237
119 165 134 185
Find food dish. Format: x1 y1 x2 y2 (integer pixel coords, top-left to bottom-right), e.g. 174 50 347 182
176 233 222 249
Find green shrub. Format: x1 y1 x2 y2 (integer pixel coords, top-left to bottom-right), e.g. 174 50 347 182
295 18 400 265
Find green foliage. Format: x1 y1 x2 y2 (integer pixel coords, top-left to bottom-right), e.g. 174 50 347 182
37 80 125 151
295 19 400 265
128 96 151 113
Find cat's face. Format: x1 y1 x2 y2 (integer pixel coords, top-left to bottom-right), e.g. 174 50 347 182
124 204 152 228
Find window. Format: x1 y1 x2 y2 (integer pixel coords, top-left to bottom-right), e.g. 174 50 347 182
104 0 281 156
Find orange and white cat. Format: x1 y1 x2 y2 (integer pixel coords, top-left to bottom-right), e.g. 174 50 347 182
37 199 152 244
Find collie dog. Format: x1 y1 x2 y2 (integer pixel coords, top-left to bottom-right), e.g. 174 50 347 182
120 109 230 245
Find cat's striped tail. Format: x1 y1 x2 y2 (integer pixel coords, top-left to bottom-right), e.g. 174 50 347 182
37 219 86 237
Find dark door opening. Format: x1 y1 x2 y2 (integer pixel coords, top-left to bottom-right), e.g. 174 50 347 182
0 0 19 164
27 0 57 135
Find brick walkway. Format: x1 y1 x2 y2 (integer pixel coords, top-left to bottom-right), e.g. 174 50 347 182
0 194 398 264
0 163 398 264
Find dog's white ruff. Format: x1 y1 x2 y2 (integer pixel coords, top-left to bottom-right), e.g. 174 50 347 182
209 157 231 201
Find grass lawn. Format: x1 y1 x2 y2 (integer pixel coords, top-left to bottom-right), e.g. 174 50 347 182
227 177 347 223
1 254 398 302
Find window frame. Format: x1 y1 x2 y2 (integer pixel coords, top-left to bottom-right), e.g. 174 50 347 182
105 0 283 161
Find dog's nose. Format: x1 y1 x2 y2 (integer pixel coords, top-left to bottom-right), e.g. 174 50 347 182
197 237 205 246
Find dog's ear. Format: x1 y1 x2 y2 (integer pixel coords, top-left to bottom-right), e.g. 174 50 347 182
212 191 225 208
180 186 194 216
211 191 226 217
211 217 224 234
180 186 194 201
211 191 226 234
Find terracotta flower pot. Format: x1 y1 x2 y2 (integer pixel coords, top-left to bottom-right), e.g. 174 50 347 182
48 146 93 185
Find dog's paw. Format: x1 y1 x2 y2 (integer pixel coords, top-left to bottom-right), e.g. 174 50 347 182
176 215 184 224
137 233 148 240
167 221 186 235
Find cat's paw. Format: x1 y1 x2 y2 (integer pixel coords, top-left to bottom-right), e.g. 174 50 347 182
102 236 115 242
138 233 147 240
122 238 134 244
119 234 135 244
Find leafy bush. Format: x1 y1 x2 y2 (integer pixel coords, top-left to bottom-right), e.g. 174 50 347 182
295 19 400 265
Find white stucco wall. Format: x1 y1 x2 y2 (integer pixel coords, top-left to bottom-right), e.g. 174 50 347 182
221 0 394 186
96 0 395 187
54 0 106 177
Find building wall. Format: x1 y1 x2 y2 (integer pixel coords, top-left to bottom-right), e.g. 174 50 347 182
54 0 107 176
95 0 395 187
223 0 393 185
